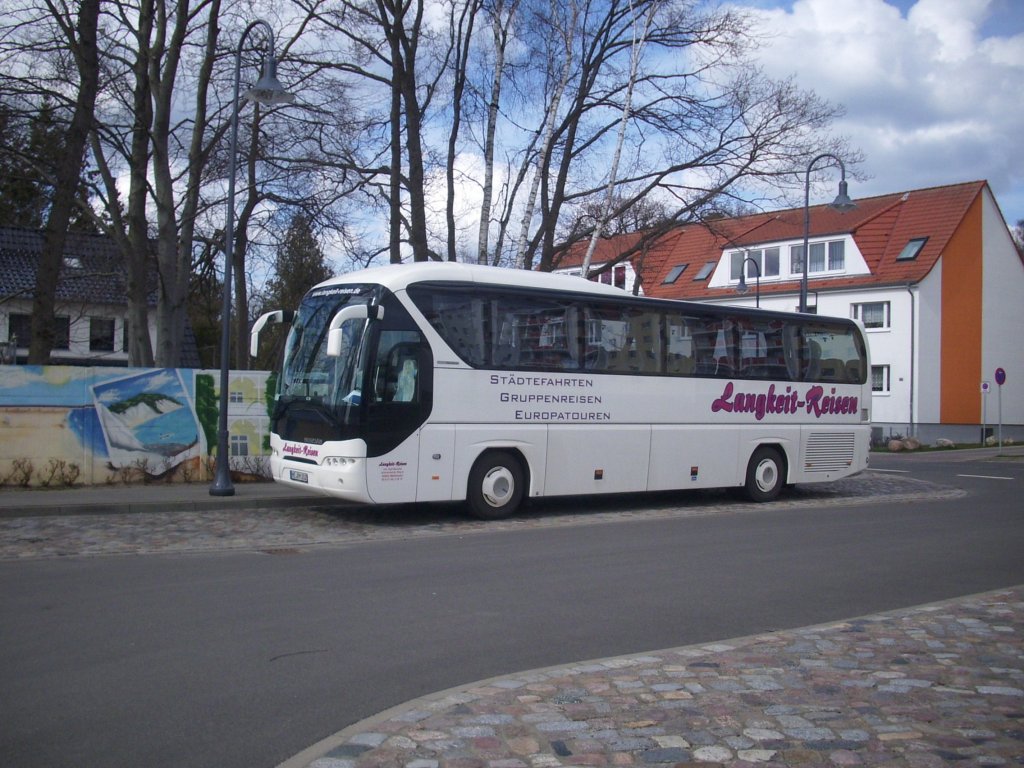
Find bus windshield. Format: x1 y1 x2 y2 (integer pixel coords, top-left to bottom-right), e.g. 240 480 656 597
278 285 376 417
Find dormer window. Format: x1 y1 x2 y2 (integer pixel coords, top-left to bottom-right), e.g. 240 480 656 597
896 237 927 261
63 256 83 269
730 248 779 281
789 240 845 275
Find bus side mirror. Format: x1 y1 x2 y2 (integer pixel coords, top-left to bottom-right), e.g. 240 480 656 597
250 309 295 357
326 304 384 357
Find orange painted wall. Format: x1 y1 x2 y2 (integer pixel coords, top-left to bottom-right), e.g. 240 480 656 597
940 194 983 424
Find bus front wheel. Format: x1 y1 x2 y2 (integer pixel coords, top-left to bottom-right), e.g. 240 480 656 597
467 451 525 520
744 446 785 502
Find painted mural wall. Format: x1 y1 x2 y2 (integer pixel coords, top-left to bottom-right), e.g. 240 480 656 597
0 365 273 487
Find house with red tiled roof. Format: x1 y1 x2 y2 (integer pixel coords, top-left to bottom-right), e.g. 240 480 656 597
551 232 645 292
559 181 1024 443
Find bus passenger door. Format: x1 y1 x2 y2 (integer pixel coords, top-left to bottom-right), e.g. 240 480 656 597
364 332 433 503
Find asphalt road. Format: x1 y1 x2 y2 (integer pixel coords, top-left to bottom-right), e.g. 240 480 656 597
1 452 1022 768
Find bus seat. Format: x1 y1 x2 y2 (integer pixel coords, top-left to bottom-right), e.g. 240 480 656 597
846 360 862 383
819 358 845 381
804 340 822 380
629 350 659 373
666 354 694 375
584 347 608 370
605 349 624 371
393 359 417 401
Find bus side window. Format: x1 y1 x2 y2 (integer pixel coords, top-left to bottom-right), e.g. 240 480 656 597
373 334 424 403
665 314 695 376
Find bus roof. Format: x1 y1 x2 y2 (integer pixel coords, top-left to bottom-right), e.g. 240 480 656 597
311 261 863 331
313 262 631 299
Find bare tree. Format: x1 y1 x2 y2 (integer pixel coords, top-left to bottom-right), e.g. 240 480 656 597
0 0 102 364
474 0 519 264
579 0 656 279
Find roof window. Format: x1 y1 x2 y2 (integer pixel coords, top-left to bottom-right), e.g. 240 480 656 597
896 237 927 261
693 261 716 281
662 264 687 284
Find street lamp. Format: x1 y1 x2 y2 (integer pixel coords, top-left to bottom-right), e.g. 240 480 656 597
210 20 296 497
735 256 761 308
799 153 856 313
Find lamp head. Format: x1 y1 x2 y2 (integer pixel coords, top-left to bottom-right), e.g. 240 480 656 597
245 54 296 105
735 274 749 295
829 179 856 213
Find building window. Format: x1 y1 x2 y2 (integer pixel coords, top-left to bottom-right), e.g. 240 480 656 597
229 390 244 404
852 301 890 329
729 248 780 282
89 317 116 351
828 241 845 270
730 251 744 280
693 261 716 281
230 433 249 456
11 314 70 349
897 237 927 261
790 240 845 275
808 242 826 272
596 264 626 289
8 314 31 347
871 365 890 393
663 264 687 283
54 316 70 350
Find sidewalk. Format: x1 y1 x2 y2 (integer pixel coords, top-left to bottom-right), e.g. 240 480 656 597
0 479 325 517
0 444 1018 519
286 587 1024 768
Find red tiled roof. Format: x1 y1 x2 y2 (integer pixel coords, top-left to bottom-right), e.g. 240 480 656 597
572 181 989 300
553 231 647 271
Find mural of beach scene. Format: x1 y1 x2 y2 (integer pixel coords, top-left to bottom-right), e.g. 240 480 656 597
0 365 274 486
91 368 201 471
0 366 201 484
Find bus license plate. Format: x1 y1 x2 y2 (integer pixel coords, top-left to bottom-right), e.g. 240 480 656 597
289 469 309 483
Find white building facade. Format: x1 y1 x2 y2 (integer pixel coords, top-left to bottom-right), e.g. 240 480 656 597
569 181 1024 444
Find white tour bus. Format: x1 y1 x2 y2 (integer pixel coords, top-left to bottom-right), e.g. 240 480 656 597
251 262 870 519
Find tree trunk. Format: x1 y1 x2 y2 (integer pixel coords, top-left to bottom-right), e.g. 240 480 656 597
174 0 221 367
476 0 515 265
513 3 576 270
125 0 157 367
151 0 198 367
580 3 654 278
446 0 478 262
388 40 403 264
27 0 101 364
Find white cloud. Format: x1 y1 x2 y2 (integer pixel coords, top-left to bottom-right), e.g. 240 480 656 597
737 0 1024 223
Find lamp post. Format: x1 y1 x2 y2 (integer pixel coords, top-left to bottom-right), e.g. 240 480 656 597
210 20 296 497
736 256 761 308
800 153 856 313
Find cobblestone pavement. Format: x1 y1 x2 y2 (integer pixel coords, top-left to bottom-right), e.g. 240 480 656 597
0 472 962 560
289 587 1024 768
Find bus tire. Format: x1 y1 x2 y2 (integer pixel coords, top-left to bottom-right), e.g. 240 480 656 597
744 446 785 502
467 451 525 520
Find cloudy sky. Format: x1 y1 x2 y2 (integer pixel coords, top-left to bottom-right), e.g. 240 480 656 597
732 0 1024 226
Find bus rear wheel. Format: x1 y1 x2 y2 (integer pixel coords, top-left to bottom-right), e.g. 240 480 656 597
467 451 525 520
744 446 785 502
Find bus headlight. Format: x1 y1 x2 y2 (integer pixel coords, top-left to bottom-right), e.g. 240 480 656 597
323 457 357 468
